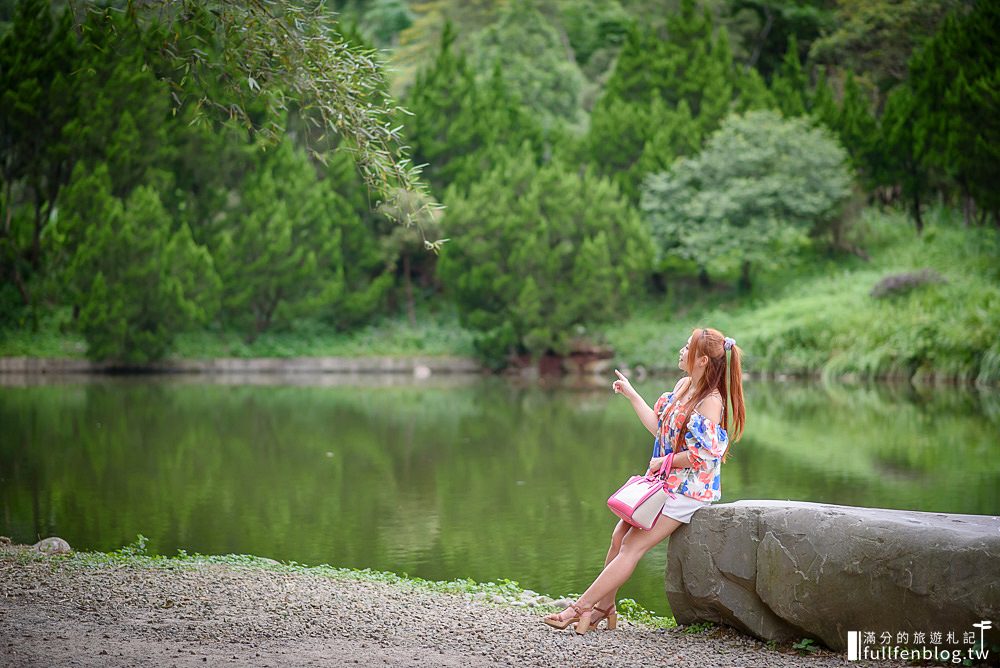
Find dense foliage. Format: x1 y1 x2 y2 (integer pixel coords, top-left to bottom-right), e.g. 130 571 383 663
642 110 852 290
437 148 651 366
0 0 997 378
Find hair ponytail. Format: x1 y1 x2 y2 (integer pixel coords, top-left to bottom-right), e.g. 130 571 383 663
723 343 746 462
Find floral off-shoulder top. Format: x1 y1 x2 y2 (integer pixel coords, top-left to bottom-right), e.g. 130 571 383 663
651 386 730 502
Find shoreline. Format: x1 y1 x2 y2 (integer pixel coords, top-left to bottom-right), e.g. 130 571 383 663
0 355 995 387
0 544 889 667
0 355 483 375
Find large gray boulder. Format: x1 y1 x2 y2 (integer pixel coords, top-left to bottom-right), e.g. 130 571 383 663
666 500 1000 650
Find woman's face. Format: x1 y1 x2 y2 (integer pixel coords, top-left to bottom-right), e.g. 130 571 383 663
678 336 692 371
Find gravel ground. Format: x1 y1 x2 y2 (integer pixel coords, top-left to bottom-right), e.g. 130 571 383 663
0 548 899 668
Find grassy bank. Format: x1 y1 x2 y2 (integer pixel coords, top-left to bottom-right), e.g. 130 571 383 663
13 535 677 629
3 208 997 384
602 207 1000 384
0 306 477 360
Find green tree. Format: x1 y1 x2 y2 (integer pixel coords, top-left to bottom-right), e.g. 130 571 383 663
876 84 931 233
835 73 879 181
403 23 542 196
437 145 652 367
0 0 79 310
907 0 1000 223
471 0 585 127
641 110 853 291
587 1 745 202
809 0 971 91
112 0 430 206
734 65 776 112
57 164 218 362
587 97 679 203
557 0 630 70
59 30 171 198
211 140 356 340
809 69 839 129
360 0 414 47
723 0 835 80
770 34 808 117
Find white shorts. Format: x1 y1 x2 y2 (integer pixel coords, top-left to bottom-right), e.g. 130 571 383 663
661 493 710 524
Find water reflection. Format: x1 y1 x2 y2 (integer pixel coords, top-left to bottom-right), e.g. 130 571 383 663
1 374 997 616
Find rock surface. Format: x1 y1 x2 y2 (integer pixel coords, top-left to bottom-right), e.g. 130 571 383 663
666 500 1000 651
31 537 72 555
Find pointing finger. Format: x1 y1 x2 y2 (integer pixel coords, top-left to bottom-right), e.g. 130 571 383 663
614 369 627 381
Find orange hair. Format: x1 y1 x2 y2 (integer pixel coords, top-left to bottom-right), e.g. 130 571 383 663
675 327 746 462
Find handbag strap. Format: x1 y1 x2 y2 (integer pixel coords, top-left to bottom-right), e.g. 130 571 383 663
657 451 674 477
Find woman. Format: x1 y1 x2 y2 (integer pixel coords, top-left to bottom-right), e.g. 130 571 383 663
542 327 746 634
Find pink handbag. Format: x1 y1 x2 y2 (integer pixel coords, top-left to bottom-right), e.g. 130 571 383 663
607 453 675 530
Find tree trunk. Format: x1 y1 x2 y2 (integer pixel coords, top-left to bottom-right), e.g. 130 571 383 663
698 266 711 288
959 182 975 227
738 261 752 294
748 7 774 69
12 264 30 306
31 188 45 270
911 188 923 235
650 270 667 295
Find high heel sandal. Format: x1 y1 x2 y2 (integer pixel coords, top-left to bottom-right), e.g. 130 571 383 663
573 604 601 635
542 603 592 630
588 604 618 631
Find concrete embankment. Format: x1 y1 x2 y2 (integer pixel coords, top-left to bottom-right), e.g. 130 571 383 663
0 356 482 375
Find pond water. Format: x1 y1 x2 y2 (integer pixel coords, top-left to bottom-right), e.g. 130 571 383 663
2 374 998 617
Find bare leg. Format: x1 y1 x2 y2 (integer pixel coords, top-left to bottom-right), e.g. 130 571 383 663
597 520 631 610
544 519 631 626
544 517 680 626
577 515 683 612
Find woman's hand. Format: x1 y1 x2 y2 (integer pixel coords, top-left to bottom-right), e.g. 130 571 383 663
612 369 639 400
647 456 669 476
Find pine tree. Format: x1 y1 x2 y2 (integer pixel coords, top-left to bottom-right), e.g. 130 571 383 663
636 99 700 186
735 66 775 113
908 2 1000 222
770 35 808 117
59 164 218 362
403 22 541 196
471 0 585 127
587 0 743 202
696 26 736 135
0 0 80 297
437 145 652 366
587 97 658 202
877 84 931 233
212 140 349 340
809 70 839 129
836 73 879 183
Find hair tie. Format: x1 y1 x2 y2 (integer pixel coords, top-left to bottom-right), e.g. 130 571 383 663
724 337 736 351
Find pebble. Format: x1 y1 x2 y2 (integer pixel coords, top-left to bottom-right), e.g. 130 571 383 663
0 547 901 667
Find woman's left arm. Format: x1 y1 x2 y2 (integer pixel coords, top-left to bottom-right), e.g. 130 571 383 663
669 451 693 468
647 450 694 473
